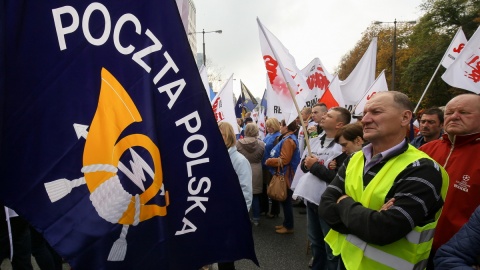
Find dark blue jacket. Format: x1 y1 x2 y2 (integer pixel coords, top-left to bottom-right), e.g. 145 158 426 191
434 206 480 269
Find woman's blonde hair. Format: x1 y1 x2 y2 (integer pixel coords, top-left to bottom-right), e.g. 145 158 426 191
266 117 280 133
244 123 259 137
218 122 236 148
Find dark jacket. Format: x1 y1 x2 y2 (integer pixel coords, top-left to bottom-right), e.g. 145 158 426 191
319 140 444 246
434 206 480 269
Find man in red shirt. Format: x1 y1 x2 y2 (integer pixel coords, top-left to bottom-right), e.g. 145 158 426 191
420 93 480 267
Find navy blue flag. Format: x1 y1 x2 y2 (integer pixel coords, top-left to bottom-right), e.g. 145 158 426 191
240 81 258 112
0 1 257 269
235 93 245 118
260 89 268 114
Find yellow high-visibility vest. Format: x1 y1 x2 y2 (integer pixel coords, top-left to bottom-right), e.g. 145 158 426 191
325 145 449 270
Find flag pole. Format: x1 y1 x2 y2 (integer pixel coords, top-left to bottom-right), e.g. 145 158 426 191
414 28 463 113
257 18 311 156
286 82 312 156
413 62 442 113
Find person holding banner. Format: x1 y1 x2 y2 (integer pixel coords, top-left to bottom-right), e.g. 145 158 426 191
265 120 300 234
319 91 448 270
419 94 480 268
296 106 351 270
297 107 316 158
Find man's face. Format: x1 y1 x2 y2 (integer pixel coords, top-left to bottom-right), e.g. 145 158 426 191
361 93 408 143
311 106 326 124
444 95 480 136
419 114 443 138
320 110 340 132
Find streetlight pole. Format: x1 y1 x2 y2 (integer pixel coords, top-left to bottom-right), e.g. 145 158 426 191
374 19 416 91
392 19 397 91
189 29 222 66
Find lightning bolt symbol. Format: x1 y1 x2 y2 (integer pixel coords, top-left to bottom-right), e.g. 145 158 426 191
73 123 165 194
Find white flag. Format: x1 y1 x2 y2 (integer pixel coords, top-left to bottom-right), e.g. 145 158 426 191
258 18 307 125
340 38 377 112
211 75 240 133
199 65 210 100
442 26 480 94
265 75 284 121
354 70 388 116
301 58 333 108
441 27 468 68
257 107 266 140
319 75 345 109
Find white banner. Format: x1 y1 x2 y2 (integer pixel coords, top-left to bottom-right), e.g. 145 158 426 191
441 27 468 69
258 18 307 125
340 38 377 112
257 107 266 140
211 75 240 133
301 58 333 108
265 75 284 121
319 75 345 109
442 26 480 94
354 70 388 116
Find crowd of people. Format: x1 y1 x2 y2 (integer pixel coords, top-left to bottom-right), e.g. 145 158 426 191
221 91 480 270
2 92 480 270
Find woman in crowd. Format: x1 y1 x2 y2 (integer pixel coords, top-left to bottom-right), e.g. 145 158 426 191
237 123 265 226
334 122 365 155
262 118 281 218
265 120 300 234
218 122 252 211
216 122 252 270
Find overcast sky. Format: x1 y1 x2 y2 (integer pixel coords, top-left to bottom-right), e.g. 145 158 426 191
194 0 424 98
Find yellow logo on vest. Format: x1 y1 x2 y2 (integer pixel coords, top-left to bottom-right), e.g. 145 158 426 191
44 68 169 261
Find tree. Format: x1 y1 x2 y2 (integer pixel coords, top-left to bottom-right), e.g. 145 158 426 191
337 23 416 92
336 0 480 110
403 0 480 110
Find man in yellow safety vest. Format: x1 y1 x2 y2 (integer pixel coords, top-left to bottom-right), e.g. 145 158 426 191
319 91 448 270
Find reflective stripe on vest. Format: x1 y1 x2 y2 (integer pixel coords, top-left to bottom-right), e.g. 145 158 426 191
325 144 449 270
405 228 435 244
346 234 428 270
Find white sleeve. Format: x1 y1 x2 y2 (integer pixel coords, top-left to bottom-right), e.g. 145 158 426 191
236 158 253 211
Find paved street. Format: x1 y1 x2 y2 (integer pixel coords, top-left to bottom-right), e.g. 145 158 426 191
236 205 311 270
2 205 311 270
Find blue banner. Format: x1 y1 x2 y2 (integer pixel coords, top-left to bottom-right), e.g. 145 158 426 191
0 1 257 269
235 92 245 118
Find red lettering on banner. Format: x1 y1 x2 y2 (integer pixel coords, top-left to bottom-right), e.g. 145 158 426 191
211 98 225 122
465 55 480 83
306 67 329 90
264 55 278 84
453 43 465 53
